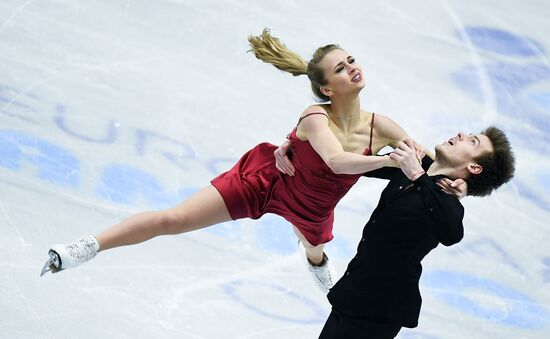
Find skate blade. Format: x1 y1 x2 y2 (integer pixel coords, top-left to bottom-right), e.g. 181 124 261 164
40 250 62 276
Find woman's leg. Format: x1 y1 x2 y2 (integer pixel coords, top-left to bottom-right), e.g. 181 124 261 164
97 185 231 251
292 226 325 266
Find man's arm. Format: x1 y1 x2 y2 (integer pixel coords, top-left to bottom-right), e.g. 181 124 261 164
364 146 433 180
415 174 465 246
391 139 464 245
274 139 295 176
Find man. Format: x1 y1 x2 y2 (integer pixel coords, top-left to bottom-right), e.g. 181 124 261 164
318 127 515 338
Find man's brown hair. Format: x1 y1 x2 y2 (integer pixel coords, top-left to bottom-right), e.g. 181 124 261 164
466 126 515 197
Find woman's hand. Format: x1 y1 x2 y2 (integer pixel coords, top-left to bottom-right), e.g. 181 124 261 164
436 178 468 199
385 154 400 168
274 139 295 176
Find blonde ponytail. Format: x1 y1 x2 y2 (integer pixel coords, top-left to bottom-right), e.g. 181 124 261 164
248 28 308 76
249 28 342 102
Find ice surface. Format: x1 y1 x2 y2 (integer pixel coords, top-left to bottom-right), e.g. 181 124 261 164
1 0 549 338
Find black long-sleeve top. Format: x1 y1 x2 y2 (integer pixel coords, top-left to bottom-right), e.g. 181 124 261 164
327 157 464 328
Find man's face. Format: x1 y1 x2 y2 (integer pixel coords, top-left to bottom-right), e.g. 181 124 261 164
435 132 494 173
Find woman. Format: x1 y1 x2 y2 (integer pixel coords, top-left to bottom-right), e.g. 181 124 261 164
41 29 463 294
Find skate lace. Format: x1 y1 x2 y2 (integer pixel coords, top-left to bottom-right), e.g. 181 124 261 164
308 263 333 290
67 237 97 261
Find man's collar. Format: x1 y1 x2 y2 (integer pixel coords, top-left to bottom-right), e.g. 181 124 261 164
421 156 434 170
430 174 449 181
421 157 450 181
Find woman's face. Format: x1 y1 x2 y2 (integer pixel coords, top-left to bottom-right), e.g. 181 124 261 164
319 49 365 97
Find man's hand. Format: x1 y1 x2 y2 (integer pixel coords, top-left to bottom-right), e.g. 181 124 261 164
437 178 468 199
389 139 425 181
274 139 295 176
413 140 426 163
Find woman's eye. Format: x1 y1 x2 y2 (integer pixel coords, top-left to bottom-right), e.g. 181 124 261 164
348 58 355 63
336 68 344 73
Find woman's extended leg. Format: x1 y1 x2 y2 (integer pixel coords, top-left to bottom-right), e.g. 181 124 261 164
41 185 233 275
97 185 232 251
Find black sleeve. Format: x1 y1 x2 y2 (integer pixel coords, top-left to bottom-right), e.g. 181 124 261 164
415 173 465 246
362 154 400 180
362 167 400 180
364 154 434 180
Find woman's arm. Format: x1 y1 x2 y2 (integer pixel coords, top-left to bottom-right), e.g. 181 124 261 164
373 114 409 149
374 116 465 196
375 114 436 159
299 109 393 175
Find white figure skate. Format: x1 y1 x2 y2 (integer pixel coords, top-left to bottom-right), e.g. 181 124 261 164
299 241 337 295
40 235 100 276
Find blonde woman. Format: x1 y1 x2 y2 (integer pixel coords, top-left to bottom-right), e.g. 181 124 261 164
41 29 464 294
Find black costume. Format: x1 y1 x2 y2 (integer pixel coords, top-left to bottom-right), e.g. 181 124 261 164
320 157 464 339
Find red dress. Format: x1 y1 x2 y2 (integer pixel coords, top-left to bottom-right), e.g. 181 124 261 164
211 112 374 246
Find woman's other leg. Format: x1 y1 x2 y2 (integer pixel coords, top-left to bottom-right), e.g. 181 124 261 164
292 226 336 294
292 226 325 265
97 185 231 251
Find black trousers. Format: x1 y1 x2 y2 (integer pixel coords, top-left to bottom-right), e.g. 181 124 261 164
319 307 401 339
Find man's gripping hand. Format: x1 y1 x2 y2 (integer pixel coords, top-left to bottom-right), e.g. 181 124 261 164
274 139 295 176
389 139 425 181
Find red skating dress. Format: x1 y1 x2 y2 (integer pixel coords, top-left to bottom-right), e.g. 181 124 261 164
211 112 374 246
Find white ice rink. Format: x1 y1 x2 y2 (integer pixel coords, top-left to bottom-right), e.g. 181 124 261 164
1 0 549 338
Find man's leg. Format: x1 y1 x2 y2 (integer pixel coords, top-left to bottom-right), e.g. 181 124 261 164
319 307 401 339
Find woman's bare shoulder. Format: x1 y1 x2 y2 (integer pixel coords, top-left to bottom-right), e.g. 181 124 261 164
359 111 393 128
369 113 397 129
370 113 409 146
302 104 329 116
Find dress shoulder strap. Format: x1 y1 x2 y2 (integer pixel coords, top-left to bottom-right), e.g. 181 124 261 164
296 112 329 126
368 112 375 151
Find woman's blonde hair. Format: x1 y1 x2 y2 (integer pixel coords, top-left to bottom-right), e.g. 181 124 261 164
248 28 341 102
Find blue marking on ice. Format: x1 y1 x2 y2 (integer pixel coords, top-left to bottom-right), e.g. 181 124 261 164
97 163 183 208
255 214 298 255
422 270 549 329
223 280 327 324
528 91 550 111
460 26 545 57
0 129 80 187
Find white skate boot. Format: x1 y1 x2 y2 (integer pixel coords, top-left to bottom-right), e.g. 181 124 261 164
299 242 337 295
40 235 100 276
